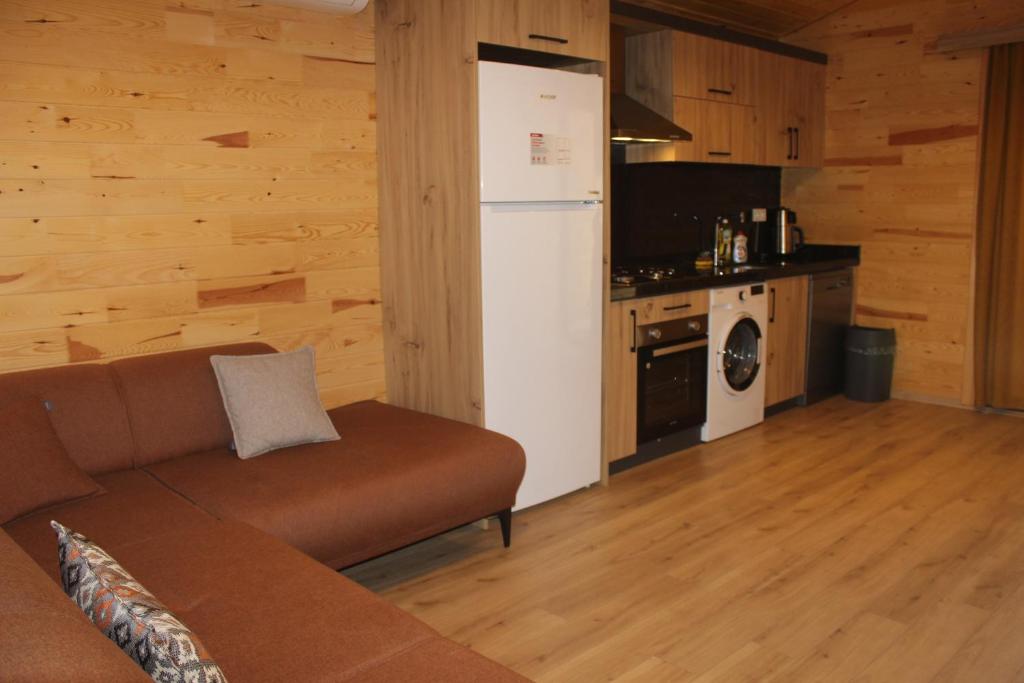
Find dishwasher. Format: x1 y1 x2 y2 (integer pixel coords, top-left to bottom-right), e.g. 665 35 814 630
802 268 854 405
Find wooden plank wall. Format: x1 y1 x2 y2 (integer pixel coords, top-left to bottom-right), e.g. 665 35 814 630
0 0 383 408
781 0 1024 405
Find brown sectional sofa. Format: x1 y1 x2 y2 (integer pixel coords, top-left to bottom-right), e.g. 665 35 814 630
0 343 527 681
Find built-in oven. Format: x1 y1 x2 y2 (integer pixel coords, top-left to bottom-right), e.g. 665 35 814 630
636 314 708 445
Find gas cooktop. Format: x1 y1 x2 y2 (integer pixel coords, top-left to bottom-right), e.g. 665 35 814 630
611 264 695 286
611 262 770 298
612 263 767 284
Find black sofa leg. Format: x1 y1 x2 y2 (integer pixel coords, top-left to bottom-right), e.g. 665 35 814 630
497 508 512 548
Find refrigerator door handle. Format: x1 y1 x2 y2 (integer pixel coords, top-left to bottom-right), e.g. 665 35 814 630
481 201 603 214
482 200 603 207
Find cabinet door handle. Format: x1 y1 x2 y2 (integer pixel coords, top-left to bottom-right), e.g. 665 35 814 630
786 127 794 160
707 87 733 96
708 151 732 157
662 303 692 312
794 127 800 160
528 33 569 45
769 287 777 323
629 309 637 353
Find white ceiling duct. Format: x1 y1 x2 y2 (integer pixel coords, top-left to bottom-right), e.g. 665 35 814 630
267 0 368 14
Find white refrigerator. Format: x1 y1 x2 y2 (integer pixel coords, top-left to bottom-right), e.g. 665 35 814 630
478 61 604 510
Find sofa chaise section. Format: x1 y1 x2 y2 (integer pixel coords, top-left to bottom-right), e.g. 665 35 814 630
146 399 526 569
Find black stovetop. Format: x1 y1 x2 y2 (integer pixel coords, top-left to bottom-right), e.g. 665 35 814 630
610 245 861 301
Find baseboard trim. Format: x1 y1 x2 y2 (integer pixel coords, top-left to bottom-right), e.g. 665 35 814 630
766 396 804 417
610 426 703 475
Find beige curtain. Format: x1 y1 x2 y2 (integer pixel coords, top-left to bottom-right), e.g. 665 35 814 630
975 43 1024 410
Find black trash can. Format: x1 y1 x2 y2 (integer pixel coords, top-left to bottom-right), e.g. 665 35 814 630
844 326 896 402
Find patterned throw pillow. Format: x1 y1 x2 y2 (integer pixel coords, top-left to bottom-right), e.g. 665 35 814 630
51 521 227 683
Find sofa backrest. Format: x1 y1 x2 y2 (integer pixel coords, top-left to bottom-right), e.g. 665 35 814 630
0 364 136 475
109 343 275 467
0 529 151 681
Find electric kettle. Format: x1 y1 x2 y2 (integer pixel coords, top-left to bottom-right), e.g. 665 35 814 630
772 207 804 256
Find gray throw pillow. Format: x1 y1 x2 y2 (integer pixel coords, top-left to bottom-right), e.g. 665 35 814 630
210 347 340 459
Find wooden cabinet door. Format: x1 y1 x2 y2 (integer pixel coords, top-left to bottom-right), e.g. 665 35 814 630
790 59 825 167
604 301 637 462
674 97 757 165
756 52 791 166
765 276 809 406
672 32 755 106
477 0 608 62
634 289 710 325
756 54 825 167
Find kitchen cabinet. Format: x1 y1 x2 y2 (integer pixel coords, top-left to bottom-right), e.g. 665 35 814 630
672 97 758 164
634 288 709 324
604 289 709 462
605 301 637 463
672 32 757 106
477 0 608 61
625 29 824 168
625 30 757 165
757 54 826 167
764 275 809 406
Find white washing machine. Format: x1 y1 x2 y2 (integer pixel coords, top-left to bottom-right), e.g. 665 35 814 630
701 282 768 442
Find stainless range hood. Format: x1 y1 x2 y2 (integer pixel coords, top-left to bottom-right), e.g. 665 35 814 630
610 92 692 144
608 23 692 145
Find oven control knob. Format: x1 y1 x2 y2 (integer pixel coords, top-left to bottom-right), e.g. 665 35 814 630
687 320 701 332
648 328 662 341
739 290 748 301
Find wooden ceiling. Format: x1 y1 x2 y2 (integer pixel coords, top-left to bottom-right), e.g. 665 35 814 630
616 0 854 38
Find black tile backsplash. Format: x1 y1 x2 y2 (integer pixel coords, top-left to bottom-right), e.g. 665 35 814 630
611 161 781 266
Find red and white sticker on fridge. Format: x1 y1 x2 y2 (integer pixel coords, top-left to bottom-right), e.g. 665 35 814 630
530 133 571 165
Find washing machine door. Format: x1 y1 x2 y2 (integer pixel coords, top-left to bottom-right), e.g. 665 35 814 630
720 315 762 392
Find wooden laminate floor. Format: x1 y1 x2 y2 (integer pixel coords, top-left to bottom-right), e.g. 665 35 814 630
345 398 1024 682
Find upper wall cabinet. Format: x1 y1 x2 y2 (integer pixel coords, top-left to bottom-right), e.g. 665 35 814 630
672 97 757 163
625 30 825 168
477 0 609 61
626 30 758 165
758 53 825 167
673 32 757 106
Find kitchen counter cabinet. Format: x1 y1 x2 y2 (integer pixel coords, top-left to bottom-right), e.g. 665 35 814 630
605 301 637 463
634 288 709 324
764 275 809 406
477 0 608 61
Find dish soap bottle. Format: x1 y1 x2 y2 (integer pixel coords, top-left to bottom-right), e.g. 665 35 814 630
733 213 748 264
717 217 732 265
733 229 748 264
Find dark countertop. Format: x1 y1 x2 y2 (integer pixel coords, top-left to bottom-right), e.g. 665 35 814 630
610 244 860 302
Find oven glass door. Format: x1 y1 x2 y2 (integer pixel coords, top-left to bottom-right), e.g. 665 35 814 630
637 338 708 443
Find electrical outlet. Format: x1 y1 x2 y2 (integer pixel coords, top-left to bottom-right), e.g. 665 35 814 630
751 208 767 222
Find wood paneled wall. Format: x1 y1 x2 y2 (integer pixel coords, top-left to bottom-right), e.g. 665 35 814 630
0 0 382 407
781 0 1024 405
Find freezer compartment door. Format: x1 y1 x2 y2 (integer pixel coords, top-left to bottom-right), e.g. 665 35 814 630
480 203 603 510
478 61 604 203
